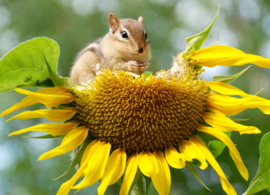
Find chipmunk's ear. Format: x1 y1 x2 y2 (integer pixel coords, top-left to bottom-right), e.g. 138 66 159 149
108 13 120 33
138 16 144 24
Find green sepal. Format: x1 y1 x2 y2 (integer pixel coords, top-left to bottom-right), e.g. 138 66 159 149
22 134 64 139
52 135 93 180
194 65 203 71
184 4 220 55
52 103 74 109
0 37 60 93
129 169 146 195
74 189 81 195
213 65 251 83
44 55 72 87
254 87 264 96
231 118 249 122
186 161 211 191
243 132 270 195
143 175 152 195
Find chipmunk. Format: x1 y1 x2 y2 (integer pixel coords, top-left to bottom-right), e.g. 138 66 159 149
70 13 151 85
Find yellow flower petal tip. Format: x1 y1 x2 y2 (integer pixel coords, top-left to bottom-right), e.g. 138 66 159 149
190 45 270 69
37 126 88 161
0 112 7 117
197 125 249 181
7 121 80 137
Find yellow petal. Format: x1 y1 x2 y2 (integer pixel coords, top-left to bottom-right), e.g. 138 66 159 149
72 141 111 189
179 140 208 170
207 82 270 112
138 150 159 177
151 150 171 195
34 86 72 94
196 125 249 180
98 148 127 195
6 107 77 122
0 96 36 117
56 139 100 195
208 93 270 116
120 153 139 195
80 139 100 166
38 126 88 160
207 81 247 96
165 145 188 169
249 99 270 115
8 121 80 137
203 110 260 134
0 86 72 117
207 94 250 116
190 136 237 195
15 88 74 108
190 45 270 68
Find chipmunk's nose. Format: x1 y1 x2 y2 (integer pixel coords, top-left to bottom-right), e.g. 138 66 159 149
139 47 144 53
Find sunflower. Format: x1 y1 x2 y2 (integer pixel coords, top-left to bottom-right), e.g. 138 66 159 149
2 42 270 195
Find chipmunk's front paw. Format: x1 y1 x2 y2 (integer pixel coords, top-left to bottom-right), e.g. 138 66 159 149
138 61 149 73
128 61 149 75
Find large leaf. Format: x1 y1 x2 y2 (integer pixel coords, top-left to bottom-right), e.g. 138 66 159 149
185 4 220 55
213 65 251 83
243 132 270 195
44 56 72 87
0 37 59 92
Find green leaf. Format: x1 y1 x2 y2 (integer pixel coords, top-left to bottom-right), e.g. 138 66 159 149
213 65 251 83
53 136 93 180
186 161 211 191
22 134 64 139
44 55 72 87
0 37 60 92
185 4 220 55
243 132 270 195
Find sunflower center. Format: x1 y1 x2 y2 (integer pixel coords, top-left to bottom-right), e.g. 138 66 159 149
73 70 208 153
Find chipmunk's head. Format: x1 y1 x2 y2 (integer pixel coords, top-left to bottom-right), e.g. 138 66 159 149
107 13 151 61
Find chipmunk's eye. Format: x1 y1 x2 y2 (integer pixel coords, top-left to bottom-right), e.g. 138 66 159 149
121 31 128 39
145 33 148 40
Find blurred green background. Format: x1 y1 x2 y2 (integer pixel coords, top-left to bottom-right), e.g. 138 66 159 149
0 0 270 194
